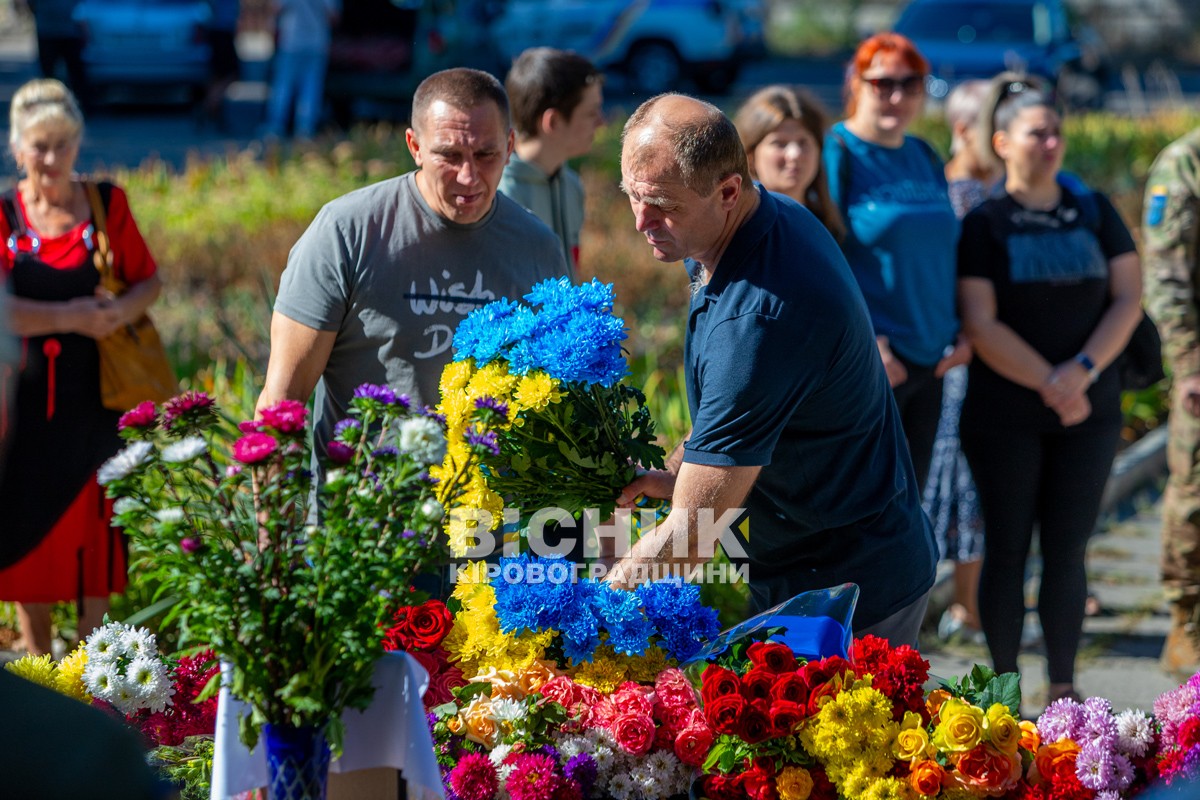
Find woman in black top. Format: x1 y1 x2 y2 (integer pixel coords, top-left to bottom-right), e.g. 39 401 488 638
957 81 1142 704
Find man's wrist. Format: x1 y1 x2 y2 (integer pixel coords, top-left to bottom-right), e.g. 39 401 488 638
1074 352 1100 383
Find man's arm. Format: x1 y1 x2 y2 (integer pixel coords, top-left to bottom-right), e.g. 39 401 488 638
608 460 761 588
256 311 337 415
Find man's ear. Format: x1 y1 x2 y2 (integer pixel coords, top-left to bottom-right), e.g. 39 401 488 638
718 174 743 209
540 107 562 136
405 128 423 167
506 127 516 160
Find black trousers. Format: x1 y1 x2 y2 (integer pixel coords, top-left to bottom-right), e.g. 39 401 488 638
961 421 1120 685
892 357 944 490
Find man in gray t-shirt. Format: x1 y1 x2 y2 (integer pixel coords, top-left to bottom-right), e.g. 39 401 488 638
258 68 568 467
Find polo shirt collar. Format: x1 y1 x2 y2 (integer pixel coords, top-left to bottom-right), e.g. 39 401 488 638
691 185 778 297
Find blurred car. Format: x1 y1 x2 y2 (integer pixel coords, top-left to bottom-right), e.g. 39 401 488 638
487 0 768 95
892 0 1104 106
73 0 212 97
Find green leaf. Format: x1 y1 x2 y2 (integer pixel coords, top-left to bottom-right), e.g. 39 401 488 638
979 672 1022 714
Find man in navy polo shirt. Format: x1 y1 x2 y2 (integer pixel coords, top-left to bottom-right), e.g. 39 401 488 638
611 94 937 646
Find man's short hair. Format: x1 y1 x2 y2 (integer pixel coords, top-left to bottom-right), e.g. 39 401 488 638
622 94 750 196
412 68 510 133
505 48 603 139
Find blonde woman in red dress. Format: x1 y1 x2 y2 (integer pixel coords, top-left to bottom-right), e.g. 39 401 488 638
0 79 161 655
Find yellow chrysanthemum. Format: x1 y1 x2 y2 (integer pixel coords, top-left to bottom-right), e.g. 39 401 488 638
4 653 57 690
438 389 474 431
861 776 915 800
439 359 476 396
55 647 92 702
625 645 672 683
571 654 627 693
468 362 519 402
514 371 564 413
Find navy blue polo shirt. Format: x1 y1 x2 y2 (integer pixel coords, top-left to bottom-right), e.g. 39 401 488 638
683 189 937 628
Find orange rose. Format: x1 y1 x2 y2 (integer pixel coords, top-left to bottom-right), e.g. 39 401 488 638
468 667 523 700
516 660 560 696
926 688 952 724
1018 720 1041 753
1032 740 1080 784
953 743 1022 796
446 714 466 736
909 760 947 796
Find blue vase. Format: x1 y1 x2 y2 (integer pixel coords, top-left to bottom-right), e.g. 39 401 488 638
263 722 331 800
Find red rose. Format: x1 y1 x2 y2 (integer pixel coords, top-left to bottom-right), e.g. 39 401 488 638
736 706 774 745
705 693 747 736
674 725 714 767
738 758 778 800
424 666 466 710
805 678 844 716
702 774 742 800
747 641 798 673
768 700 806 735
701 665 742 705
798 656 852 690
405 600 453 651
611 712 656 756
740 668 777 703
653 722 675 751
769 672 809 706
809 767 837 800
1179 717 1200 749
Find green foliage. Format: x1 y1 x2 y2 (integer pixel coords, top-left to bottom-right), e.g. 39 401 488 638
149 736 215 800
939 664 1022 715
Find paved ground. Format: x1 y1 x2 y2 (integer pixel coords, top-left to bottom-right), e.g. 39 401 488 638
922 478 1182 718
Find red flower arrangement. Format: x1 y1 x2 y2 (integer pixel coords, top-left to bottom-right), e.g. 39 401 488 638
382 598 467 709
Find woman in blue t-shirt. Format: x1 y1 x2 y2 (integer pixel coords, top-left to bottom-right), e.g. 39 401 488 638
957 81 1142 704
826 33 968 489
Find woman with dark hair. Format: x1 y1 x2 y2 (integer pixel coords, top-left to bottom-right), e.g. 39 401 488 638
825 33 968 490
958 78 1142 702
733 84 845 241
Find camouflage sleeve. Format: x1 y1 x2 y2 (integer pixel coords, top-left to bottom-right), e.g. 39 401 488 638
1143 136 1200 377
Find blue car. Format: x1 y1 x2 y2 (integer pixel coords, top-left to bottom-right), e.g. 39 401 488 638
893 0 1103 106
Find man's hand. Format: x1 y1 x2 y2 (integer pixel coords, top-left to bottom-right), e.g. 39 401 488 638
1178 374 1200 417
877 336 908 387
934 333 973 377
615 469 677 509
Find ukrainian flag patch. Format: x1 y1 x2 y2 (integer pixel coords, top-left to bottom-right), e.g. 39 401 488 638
1147 185 1168 226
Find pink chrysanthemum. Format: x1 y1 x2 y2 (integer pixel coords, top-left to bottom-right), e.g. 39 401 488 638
505 753 559 800
232 432 278 464
259 399 308 435
118 401 158 431
162 392 216 431
448 752 498 800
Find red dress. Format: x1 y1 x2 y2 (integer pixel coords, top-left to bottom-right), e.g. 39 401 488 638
0 184 157 603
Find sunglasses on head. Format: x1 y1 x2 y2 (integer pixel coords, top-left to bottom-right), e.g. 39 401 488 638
863 75 925 97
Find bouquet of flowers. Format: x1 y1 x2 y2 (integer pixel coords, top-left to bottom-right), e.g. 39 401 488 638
1154 672 1200 787
418 555 721 800
98 386 486 749
434 278 666 556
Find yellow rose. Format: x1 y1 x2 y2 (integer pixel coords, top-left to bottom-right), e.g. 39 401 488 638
461 696 499 747
894 724 934 762
985 703 1022 755
931 698 984 753
776 766 814 800
446 714 466 736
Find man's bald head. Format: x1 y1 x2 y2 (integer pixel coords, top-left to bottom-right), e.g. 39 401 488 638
621 93 751 196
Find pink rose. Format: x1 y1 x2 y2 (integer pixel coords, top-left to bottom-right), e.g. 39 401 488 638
674 725 714 767
591 695 621 728
425 667 467 709
612 686 654 719
232 432 278 464
611 712 656 756
655 668 698 711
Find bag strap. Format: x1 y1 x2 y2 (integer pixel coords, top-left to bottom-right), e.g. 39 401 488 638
84 180 113 279
0 188 24 241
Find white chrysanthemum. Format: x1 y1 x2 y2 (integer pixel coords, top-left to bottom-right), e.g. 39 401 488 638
97 441 153 484
554 736 586 759
419 499 443 521
120 626 158 659
398 417 447 465
153 507 185 525
496 763 515 787
109 677 140 715
607 772 634 800
591 745 615 781
160 436 207 463
112 497 140 517
84 623 129 664
1115 709 1155 757
489 743 512 767
127 655 175 713
490 697 526 723
83 660 121 699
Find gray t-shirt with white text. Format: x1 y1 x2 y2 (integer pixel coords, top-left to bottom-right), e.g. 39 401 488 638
274 171 568 463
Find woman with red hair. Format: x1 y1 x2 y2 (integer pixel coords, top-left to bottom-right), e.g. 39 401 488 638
825 33 968 491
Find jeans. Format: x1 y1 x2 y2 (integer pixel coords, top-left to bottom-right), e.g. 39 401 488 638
265 47 328 138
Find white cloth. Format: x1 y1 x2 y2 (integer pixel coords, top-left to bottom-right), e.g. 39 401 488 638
210 651 444 800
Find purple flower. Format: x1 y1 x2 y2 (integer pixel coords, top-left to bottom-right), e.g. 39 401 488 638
180 537 200 554
1038 696 1086 742
327 441 354 464
117 401 158 432
333 418 362 438
563 753 597 795
372 446 400 458
353 384 398 404
466 428 501 456
473 396 509 419
402 529 417 539
420 406 446 424
162 391 216 430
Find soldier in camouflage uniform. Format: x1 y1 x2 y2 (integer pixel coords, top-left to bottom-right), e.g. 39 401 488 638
1143 128 1200 678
